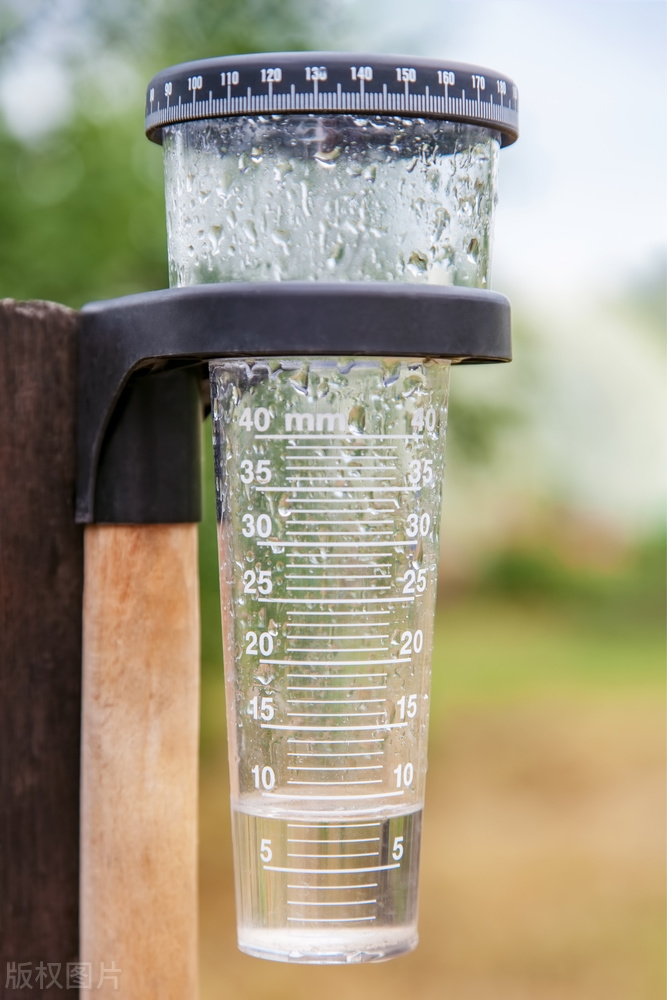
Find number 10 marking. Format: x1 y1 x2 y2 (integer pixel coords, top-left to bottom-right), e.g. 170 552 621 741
394 762 414 788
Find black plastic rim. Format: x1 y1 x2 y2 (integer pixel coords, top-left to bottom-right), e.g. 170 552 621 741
145 52 519 146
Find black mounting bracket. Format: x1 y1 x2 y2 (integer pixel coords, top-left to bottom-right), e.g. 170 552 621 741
76 282 511 525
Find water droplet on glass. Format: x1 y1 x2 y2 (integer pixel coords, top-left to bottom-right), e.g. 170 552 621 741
289 365 309 395
408 250 428 273
315 145 341 165
348 405 366 434
277 494 292 518
402 374 423 397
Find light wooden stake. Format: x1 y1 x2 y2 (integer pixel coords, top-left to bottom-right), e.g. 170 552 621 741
81 524 200 999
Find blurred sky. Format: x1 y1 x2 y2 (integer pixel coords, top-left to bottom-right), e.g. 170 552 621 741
338 0 666 305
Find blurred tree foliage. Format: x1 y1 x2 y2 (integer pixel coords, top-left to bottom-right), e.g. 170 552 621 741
0 0 336 305
477 531 666 632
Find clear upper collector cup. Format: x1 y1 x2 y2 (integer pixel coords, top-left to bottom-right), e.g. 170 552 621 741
153 52 516 963
164 115 498 287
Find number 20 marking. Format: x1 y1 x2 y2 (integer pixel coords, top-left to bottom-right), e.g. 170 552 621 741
399 630 423 655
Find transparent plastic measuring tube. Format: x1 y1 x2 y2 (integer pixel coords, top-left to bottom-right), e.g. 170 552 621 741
210 357 449 962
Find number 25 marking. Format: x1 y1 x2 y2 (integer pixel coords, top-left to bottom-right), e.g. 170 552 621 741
402 569 427 594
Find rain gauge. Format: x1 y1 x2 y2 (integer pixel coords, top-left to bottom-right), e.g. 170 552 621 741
78 51 518 965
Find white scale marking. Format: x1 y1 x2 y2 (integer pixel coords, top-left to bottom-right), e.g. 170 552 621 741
288 690 386 699
286 900 377 907
285 572 392 580
289 524 394 528
284 466 396 472
286 609 390 615
288 751 384 757
286 579 392 585
287 699 386 706
287 916 376 923
286 571 391 577
285 622 390 627
255 486 417 493
289 494 398 501
286 883 378 890
287 739 384 746
256 434 419 440
285 626 389 642
286 444 398 450
286 535 393 541
259 595 414 602
258 542 415 549
286 647 388 653
262 724 407 731
291 498 400 507
286 673 387 679
287 822 381 829
287 837 380 843
284 511 393 517
287 779 383 785
286 631 390 636
287 685 387 691
263 862 400 873
285 476 396 482
287 556 396 569
285 586 392 592
261 658 410 666
287 852 379 859
286 553 394 559
286 449 398 454
286 713 387 719
287 765 383 771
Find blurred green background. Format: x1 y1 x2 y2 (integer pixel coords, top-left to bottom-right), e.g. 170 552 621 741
0 1 664 997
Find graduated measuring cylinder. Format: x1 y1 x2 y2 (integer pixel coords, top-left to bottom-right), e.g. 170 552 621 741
211 357 449 962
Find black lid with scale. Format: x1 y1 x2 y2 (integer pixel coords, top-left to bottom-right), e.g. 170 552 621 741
145 51 519 146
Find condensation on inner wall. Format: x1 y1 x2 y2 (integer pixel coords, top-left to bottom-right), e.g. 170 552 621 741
163 116 499 287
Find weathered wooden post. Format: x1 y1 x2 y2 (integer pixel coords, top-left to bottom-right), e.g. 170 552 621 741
0 301 83 995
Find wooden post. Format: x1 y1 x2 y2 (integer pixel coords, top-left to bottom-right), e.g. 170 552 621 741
80 524 200 998
0 300 83 994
